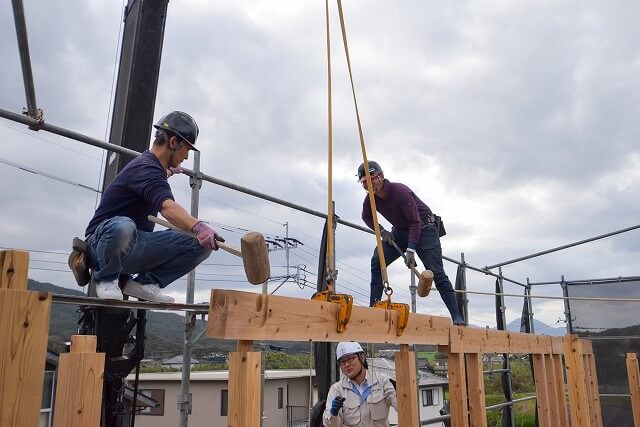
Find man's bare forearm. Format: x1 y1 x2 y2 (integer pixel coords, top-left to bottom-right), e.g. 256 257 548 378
159 199 199 232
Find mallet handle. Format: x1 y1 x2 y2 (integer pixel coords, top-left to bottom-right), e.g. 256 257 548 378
148 215 242 257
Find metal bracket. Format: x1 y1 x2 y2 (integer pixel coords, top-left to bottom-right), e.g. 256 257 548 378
311 290 353 333
373 300 410 336
189 172 203 190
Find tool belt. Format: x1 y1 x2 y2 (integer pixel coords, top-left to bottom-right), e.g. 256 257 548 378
426 214 447 237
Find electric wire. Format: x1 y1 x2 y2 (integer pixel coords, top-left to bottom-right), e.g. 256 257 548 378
0 158 100 193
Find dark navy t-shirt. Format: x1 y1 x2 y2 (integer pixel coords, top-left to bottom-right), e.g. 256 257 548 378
85 150 174 236
362 180 432 246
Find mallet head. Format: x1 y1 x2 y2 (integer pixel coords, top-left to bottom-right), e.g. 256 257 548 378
240 232 270 285
417 270 434 297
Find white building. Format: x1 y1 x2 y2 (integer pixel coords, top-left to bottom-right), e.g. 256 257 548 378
127 369 316 427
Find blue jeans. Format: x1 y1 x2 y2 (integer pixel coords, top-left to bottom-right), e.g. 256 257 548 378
86 216 211 288
370 223 463 321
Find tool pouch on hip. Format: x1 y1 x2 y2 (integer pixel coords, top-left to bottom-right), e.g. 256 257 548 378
434 215 446 237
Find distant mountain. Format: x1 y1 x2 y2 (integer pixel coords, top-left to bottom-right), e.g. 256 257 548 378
506 318 566 336
28 279 311 357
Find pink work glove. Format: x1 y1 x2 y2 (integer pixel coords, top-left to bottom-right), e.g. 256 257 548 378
191 221 225 250
167 166 183 177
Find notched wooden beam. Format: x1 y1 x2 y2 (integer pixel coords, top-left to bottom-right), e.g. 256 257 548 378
207 289 450 345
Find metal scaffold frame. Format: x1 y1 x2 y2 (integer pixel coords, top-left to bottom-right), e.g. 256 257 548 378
4 0 640 426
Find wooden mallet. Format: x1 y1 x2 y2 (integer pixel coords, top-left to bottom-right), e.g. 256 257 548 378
148 216 270 285
388 240 434 297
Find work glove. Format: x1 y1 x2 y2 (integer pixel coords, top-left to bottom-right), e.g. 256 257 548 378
404 249 417 268
167 166 183 177
380 228 394 244
191 221 225 250
330 397 345 416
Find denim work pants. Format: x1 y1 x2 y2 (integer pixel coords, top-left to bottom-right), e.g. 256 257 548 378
87 216 211 288
369 223 463 321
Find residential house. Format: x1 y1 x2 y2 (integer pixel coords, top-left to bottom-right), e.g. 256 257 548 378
127 369 316 427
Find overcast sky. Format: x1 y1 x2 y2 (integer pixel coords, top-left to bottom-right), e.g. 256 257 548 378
1 0 639 330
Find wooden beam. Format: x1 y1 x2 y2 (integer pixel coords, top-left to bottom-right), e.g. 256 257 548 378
0 250 29 290
432 323 553 354
228 350 262 427
0 289 51 426
53 335 105 427
564 334 591 427
626 353 640 427
447 327 469 427
549 354 569 427
208 290 563 355
533 354 552 427
208 289 450 345
394 345 419 426
466 353 487 427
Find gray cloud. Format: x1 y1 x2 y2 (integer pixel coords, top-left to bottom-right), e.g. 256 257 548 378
1 0 639 328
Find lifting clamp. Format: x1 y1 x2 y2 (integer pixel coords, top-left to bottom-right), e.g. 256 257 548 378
373 287 410 336
312 282 353 333
312 290 353 333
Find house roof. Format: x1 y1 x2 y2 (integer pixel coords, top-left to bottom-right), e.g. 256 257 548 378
161 355 201 365
368 358 449 387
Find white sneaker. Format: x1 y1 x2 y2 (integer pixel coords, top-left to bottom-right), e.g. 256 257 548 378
123 280 175 303
95 280 123 300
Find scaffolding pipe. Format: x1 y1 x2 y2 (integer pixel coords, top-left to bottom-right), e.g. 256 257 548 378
420 396 536 425
529 276 640 286
485 223 640 270
179 151 202 427
50 293 209 313
11 0 38 117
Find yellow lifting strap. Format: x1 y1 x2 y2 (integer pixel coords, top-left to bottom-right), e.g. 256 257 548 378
336 0 389 286
325 0 336 291
312 0 353 335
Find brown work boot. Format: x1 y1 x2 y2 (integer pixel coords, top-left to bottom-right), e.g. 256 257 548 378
68 237 90 287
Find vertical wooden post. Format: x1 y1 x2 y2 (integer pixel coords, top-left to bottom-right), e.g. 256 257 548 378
543 354 559 424
532 354 552 427
551 353 569 427
0 250 29 290
582 341 603 427
394 344 419 426
564 334 591 427
228 340 261 427
53 335 105 427
447 327 469 427
465 353 487 427
0 250 51 427
626 353 640 427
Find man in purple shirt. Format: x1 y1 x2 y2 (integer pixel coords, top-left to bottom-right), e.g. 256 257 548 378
358 161 464 325
70 111 223 303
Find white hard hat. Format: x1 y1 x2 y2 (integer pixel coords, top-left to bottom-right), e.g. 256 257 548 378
336 342 364 362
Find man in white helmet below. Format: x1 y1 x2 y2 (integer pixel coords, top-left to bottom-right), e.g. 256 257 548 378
323 341 397 427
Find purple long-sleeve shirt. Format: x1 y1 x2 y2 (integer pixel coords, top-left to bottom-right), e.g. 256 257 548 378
362 180 432 248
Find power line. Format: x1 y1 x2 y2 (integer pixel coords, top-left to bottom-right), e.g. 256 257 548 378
0 158 100 193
